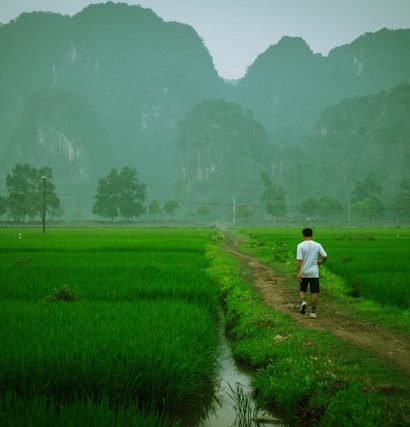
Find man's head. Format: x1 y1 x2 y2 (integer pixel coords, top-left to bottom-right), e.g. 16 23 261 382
302 228 313 238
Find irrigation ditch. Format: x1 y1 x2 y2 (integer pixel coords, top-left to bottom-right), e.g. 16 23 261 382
198 323 286 427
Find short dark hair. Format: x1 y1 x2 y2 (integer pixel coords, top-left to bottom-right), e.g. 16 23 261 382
302 228 313 237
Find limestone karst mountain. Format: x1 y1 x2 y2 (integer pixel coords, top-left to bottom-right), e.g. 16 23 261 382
0 2 409 218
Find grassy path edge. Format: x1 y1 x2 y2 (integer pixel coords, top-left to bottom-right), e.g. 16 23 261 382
206 233 410 426
235 229 410 337
226 235 410 377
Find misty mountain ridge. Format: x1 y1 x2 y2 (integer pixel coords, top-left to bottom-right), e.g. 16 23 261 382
0 3 224 197
311 83 410 198
0 2 409 219
8 89 110 180
235 28 410 136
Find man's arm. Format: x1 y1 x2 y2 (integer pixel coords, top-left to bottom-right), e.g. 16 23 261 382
318 256 328 266
296 259 303 281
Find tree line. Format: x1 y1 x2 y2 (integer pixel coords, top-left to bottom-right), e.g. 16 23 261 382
92 166 180 221
260 171 410 223
0 164 180 223
0 163 409 223
0 164 60 223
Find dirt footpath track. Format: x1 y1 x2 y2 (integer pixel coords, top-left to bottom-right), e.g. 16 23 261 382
227 241 410 378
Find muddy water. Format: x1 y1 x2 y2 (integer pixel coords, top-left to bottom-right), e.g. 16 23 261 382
197 333 286 427
198 337 252 427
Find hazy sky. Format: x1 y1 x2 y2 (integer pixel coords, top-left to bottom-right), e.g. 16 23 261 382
1 0 410 79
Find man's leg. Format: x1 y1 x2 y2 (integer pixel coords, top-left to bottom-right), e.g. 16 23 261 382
300 279 308 314
310 279 320 317
311 293 318 311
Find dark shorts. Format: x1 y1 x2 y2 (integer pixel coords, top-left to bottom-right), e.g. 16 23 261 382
300 277 320 294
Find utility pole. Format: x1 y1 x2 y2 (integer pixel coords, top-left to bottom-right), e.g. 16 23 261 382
41 176 47 233
232 196 236 225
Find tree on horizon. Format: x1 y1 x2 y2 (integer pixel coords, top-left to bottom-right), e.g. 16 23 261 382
93 167 146 221
6 163 60 223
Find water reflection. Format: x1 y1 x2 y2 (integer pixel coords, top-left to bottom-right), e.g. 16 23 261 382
198 338 252 427
197 336 286 427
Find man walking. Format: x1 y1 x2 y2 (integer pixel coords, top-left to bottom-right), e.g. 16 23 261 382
296 228 328 318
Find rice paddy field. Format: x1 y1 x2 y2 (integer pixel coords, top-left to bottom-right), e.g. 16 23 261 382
0 228 221 426
1 226 410 426
243 227 410 311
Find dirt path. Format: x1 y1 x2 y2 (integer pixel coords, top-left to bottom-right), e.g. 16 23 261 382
227 240 410 378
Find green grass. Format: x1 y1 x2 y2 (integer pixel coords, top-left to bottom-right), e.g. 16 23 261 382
0 227 221 426
3 250 214 305
0 395 178 427
3 226 410 426
207 236 410 427
1 300 218 410
323 230 410 308
2 228 218 309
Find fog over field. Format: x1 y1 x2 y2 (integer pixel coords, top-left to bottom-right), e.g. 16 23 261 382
0 1 409 224
1 4 410 426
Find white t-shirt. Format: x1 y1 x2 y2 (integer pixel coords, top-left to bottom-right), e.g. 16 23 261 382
296 240 327 278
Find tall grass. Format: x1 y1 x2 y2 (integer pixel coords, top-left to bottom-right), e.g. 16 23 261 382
2 250 216 307
323 231 410 308
1 301 218 413
0 394 179 427
0 228 221 425
1 228 217 305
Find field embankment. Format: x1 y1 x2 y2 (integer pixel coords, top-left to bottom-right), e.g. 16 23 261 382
227 237 410 376
208 228 410 426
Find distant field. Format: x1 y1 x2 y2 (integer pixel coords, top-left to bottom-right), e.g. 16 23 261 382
2 226 409 426
0 228 220 426
243 227 410 309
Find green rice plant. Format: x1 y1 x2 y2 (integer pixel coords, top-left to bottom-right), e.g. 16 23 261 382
228 382 259 426
0 228 223 425
0 393 180 427
0 299 219 420
317 229 410 308
345 271 410 308
2 252 217 308
0 228 219 312
1 228 211 253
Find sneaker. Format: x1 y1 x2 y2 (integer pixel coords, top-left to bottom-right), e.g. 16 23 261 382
310 312 317 318
300 301 307 314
